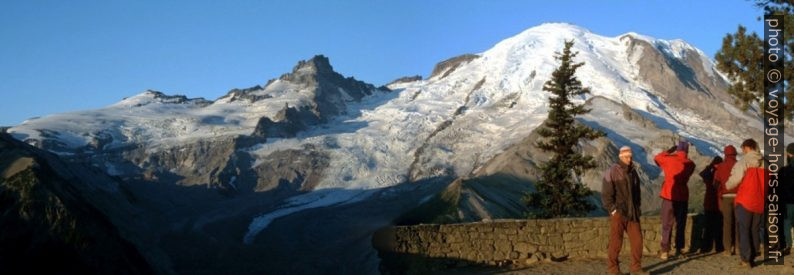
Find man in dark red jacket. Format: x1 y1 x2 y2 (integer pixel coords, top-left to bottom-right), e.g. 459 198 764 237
602 146 644 274
654 140 696 259
714 145 739 255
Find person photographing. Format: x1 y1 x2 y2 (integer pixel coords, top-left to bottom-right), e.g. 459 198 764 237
654 140 696 259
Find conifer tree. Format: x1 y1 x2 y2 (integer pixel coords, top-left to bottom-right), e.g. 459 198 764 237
715 26 765 110
716 0 793 119
524 40 605 218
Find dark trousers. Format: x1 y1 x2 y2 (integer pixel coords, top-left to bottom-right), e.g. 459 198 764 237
777 203 788 250
767 203 789 252
785 204 794 250
661 199 687 252
701 210 723 252
736 204 761 262
720 196 737 252
607 213 643 273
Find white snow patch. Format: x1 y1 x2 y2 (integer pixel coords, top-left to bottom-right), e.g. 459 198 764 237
242 189 374 244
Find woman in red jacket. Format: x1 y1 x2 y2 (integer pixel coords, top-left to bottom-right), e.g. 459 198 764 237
654 140 696 260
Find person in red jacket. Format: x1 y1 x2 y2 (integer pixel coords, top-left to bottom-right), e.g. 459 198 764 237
725 139 765 267
698 156 722 253
714 145 739 255
654 140 696 259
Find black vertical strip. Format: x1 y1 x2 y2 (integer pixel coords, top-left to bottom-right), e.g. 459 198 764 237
764 13 785 265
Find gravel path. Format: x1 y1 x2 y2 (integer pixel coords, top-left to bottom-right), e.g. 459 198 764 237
441 251 794 274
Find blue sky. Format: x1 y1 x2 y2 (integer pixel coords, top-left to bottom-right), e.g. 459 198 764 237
0 0 763 126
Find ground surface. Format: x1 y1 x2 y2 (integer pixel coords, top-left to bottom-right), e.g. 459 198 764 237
441 251 794 274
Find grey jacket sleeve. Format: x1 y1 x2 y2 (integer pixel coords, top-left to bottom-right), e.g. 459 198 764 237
725 158 747 190
601 167 616 214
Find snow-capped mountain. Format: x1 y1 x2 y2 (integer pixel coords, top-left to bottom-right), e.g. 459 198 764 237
5 23 791 274
9 55 388 151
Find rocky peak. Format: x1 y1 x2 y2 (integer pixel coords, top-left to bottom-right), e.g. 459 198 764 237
221 55 350 104
293 54 334 75
252 55 389 139
278 55 336 83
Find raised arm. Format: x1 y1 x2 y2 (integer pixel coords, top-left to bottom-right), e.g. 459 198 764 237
654 146 677 167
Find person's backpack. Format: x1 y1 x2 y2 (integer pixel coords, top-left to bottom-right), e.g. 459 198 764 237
734 167 766 214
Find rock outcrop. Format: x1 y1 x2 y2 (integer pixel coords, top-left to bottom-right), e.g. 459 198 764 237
0 133 162 274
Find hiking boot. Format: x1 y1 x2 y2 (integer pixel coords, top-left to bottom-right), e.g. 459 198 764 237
660 251 669 260
675 250 688 259
740 260 751 268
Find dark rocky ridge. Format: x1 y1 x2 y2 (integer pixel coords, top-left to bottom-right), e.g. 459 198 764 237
128 90 213 107
388 75 423 86
219 85 270 102
0 133 159 274
0 131 339 274
252 105 320 138
430 54 480 79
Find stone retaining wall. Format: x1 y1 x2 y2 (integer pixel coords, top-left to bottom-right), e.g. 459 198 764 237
373 214 705 271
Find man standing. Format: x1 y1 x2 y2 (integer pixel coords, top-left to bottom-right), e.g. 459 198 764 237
715 145 739 255
602 146 644 275
725 139 765 267
654 140 696 259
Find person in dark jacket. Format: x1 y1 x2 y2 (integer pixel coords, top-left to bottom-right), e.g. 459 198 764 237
715 145 739 255
654 140 696 259
698 156 723 253
781 143 794 255
602 146 644 275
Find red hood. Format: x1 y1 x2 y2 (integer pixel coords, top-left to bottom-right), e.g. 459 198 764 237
724 145 737 156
